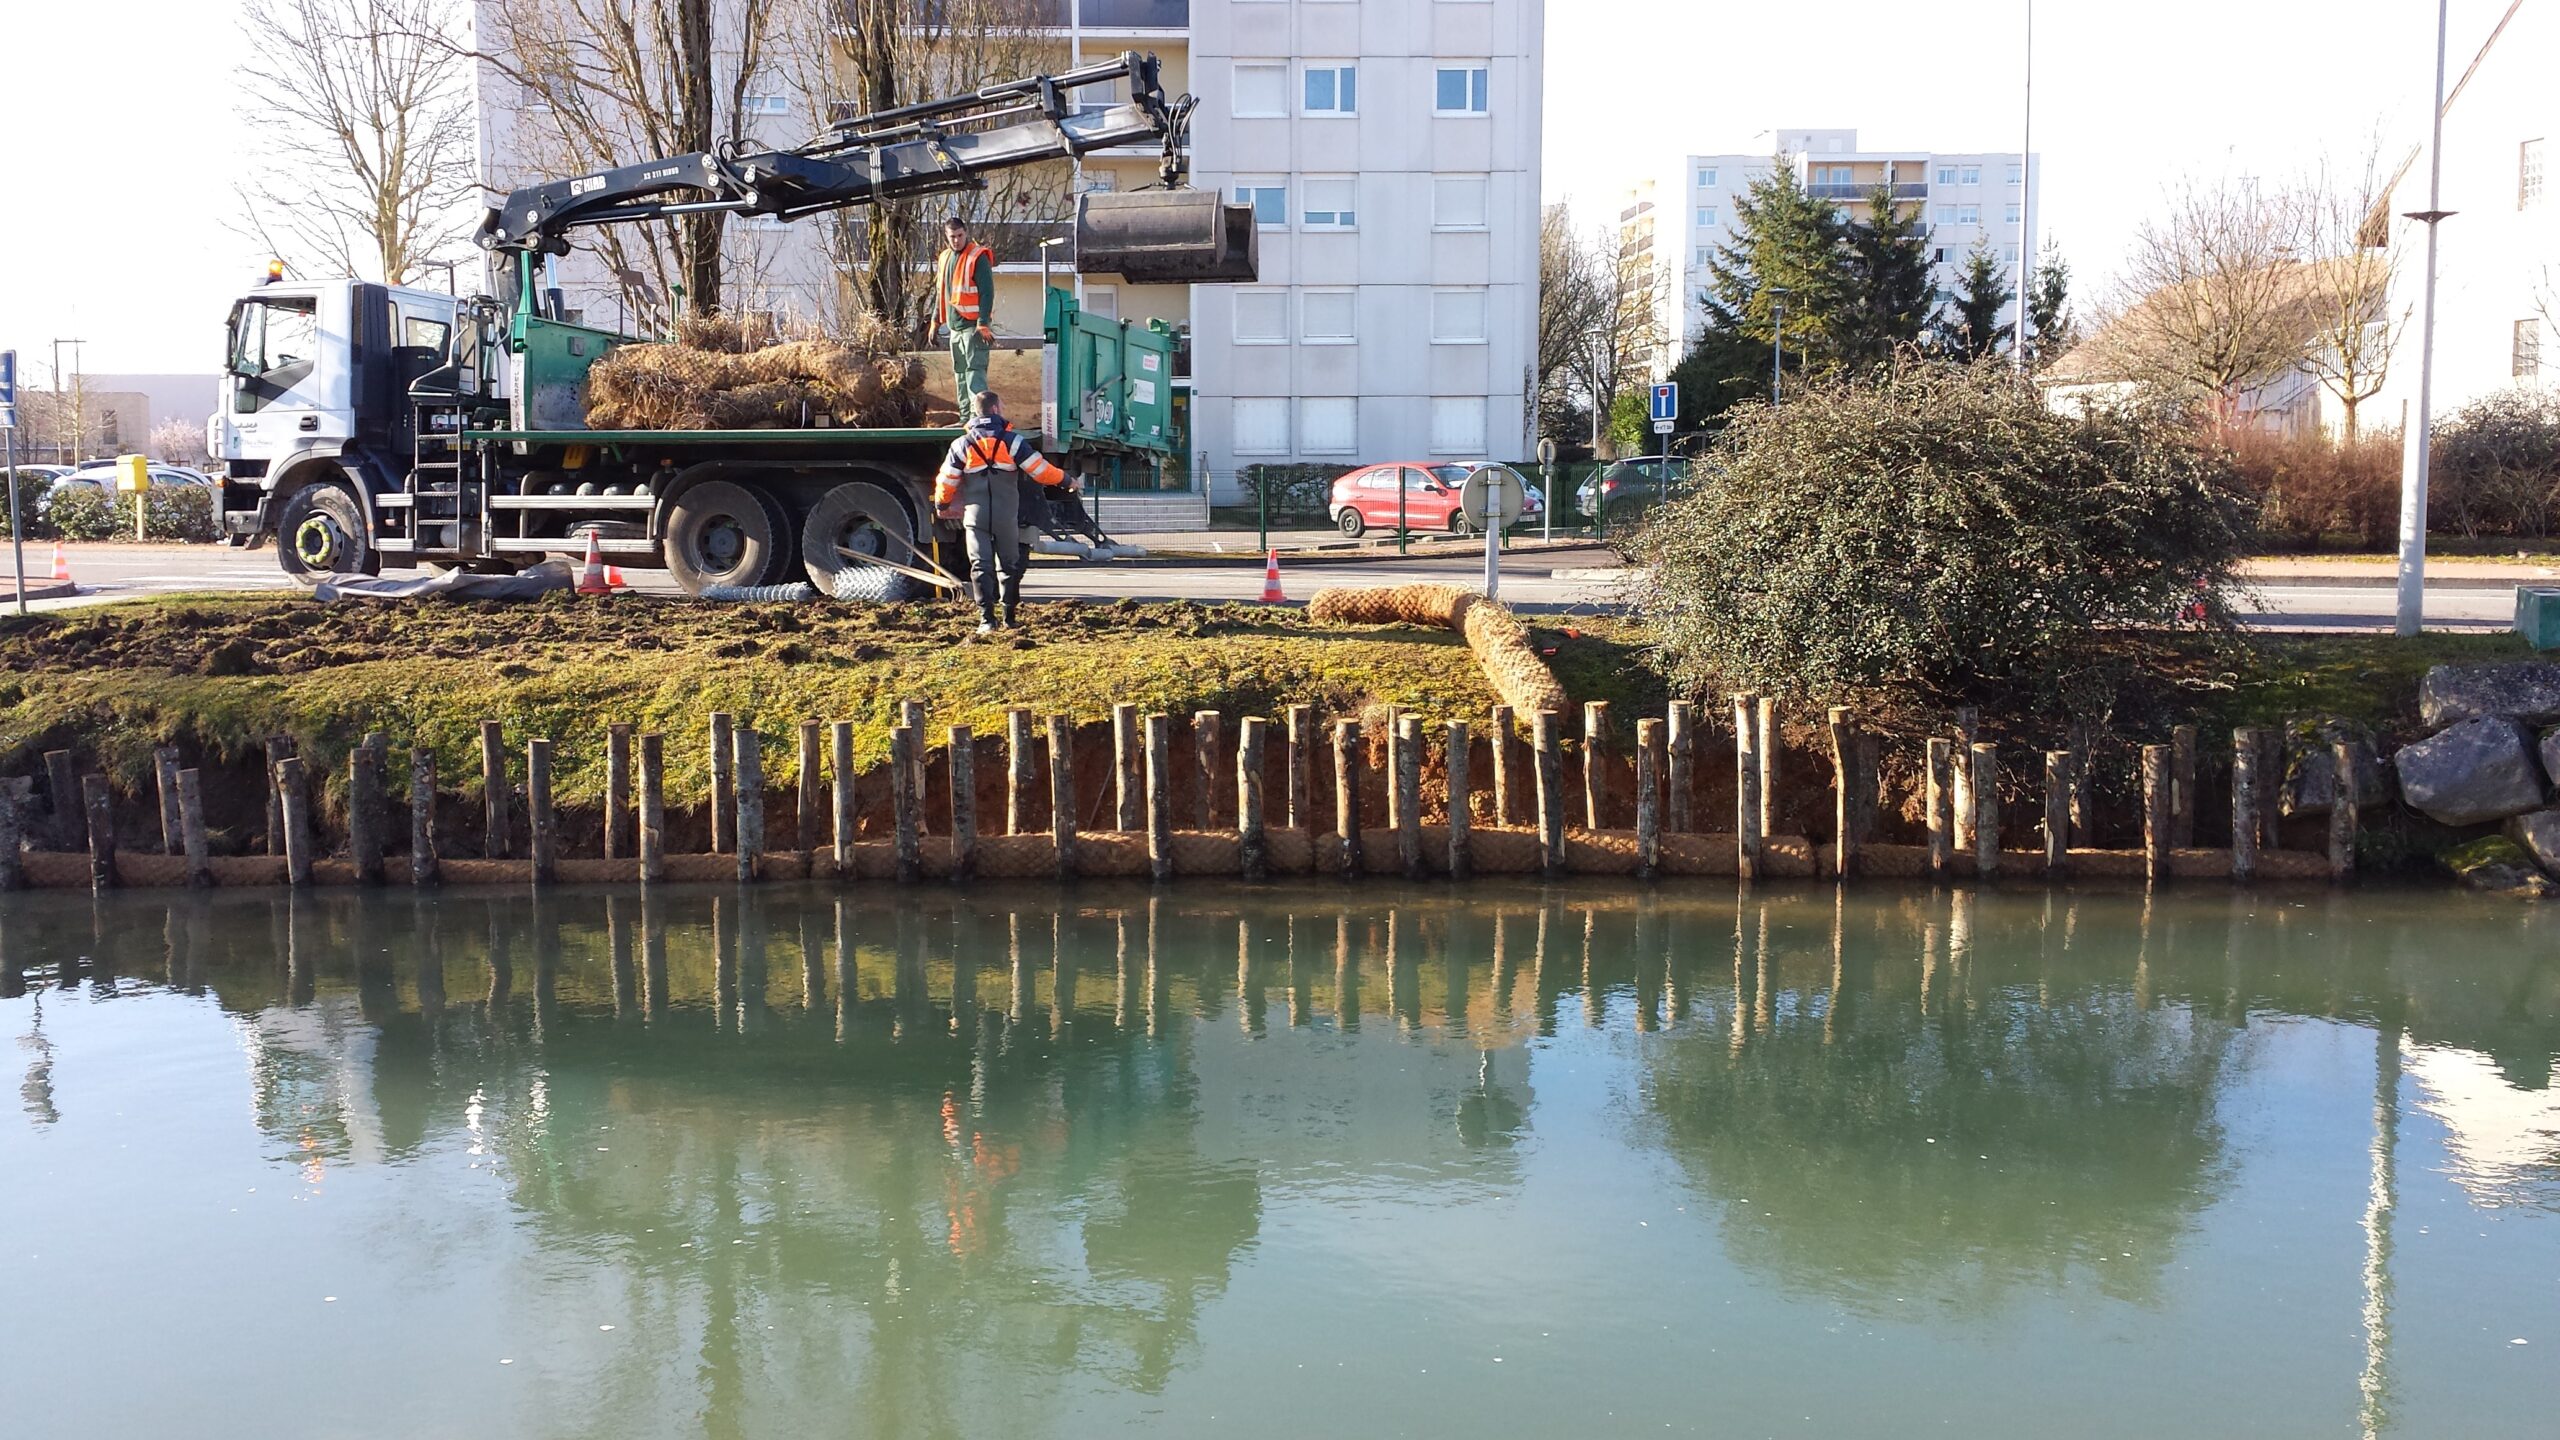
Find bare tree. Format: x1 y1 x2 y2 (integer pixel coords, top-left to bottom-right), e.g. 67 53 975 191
2297 154 2406 441
1555 212 1663 454
149 418 209 467
237 0 477 284
1537 203 1608 437
2089 175 2310 417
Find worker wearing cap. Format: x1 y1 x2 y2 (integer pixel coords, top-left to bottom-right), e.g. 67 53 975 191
937 216 996 418
933 390 1070 633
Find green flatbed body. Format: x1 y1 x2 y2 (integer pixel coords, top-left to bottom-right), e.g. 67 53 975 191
474 427 962 446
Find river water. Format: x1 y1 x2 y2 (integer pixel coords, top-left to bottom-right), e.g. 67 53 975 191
1 882 2554 1438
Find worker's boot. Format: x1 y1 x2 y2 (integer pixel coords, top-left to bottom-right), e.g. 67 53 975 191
999 570 1023 629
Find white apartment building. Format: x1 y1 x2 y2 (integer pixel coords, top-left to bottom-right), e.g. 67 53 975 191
1635 129 2041 369
471 0 1544 514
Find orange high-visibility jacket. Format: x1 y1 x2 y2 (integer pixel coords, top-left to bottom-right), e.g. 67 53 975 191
933 419 1066 508
937 242 995 332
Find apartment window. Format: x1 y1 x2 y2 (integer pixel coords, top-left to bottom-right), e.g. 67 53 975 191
2007 164 2024 185
740 94 791 117
1435 65 1489 115
1695 205 1716 227
1956 204 1981 225
1083 285 1119 321
1302 63 1357 115
1696 167 1717 188
1232 62 1286 118
1815 165 1854 186
1935 204 1954 224
1300 397 1357 454
1233 289 1287 344
1233 397 1289 455
1932 247 1947 263
1301 289 1355 343
1960 165 1981 185
1934 165 1955 185
2003 244 2020 263
1302 176 1358 230
1232 179 1288 228
2004 202 2022 224
2518 319 2544 379
1433 174 1489 230
1694 246 1708 267
1430 397 1487 455
1431 288 1489 344
2525 139 2547 209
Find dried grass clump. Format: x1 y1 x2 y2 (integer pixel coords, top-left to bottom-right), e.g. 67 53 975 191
1307 583 1568 718
586 310 928 430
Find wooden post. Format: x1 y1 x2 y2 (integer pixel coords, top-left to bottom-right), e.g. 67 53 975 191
350 739 384 885
1446 719 1473 881
2042 750 2071 878
1334 719 1365 879
1827 706 1859 879
2170 723 2198 849
735 726 765 883
1395 713 1423 881
1950 706 1979 854
1582 700 1612 830
1635 718 1664 880
153 746 183 854
1755 695 1778 842
1532 710 1564 879
708 711 735 854
605 723 632 860
527 738 557 885
178 768 212 889
1489 703 1517 829
1145 713 1174 882
1005 707 1035 835
1735 694 1763 881
82 773 115 891
831 721 857 872
1924 737 1952 881
887 725 920 883
1285 703 1315 830
1969 741 1999 879
277 756 312 887
0 773 23 891
2230 728 2260 884
797 720 825 853
2328 740 2357 882
1113 703 1142 831
638 733 666 884
900 700 928 813
258 739 291 856
1193 710 1222 830
1048 715 1078 879
2142 744 2171 883
42 749 81 851
949 725 978 883
478 722 507 858
1667 700 1696 833
1237 716 1269 881
2069 724 2096 847
409 748 438 888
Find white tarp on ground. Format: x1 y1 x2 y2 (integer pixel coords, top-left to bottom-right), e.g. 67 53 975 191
311 559 577 603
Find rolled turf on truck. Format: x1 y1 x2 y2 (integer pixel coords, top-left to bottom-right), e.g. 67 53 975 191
210 51 1255 599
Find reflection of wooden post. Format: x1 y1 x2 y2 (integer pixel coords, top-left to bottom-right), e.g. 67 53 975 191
1635 718 1663 880
1950 706 1979 854
798 720 826 853
1395 713 1424 880
1193 710 1222 829
2230 728 2260 883
1827 706 1859 878
1113 703 1142 831
1735 694 1763 881
1924 738 1952 881
638 733 665 884
1489 703 1516 828
2142 744 2171 883
409 749 438 888
2328 740 2357 882
1582 700 1612 829
1446 720 1473 881
277 757 312 886
831 721 857 870
1286 704 1315 830
889 725 920 884
478 723 507 858
1005 707 1035 835
605 723 632 860
527 739 557 885
2042 750 2070 878
1334 719 1365 879
350 738 385 885
1237 716 1269 881
0 775 19 890
153 746 183 854
708 712 735 854
1970 741 1999 879
735 727 765 883
82 774 115 891
1048 715 1079 880
1145 713 1174 882
179 769 212 889
948 725 977 883
1532 711 1564 878
2170 723 2198 848
1667 700 1696 833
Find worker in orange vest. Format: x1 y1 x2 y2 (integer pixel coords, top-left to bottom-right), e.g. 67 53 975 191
933 390 1070 633
936 215 996 418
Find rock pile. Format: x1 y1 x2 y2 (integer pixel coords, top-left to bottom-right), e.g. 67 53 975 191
2396 663 2560 896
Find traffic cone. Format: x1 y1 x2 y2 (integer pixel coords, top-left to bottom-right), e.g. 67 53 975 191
603 563 629 590
48 543 69 584
1260 548 1284 603
576 531 610 595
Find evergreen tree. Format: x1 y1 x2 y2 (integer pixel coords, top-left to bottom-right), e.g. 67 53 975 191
1834 185 1936 366
1684 164 1848 420
1932 243 2015 362
2023 240 2076 369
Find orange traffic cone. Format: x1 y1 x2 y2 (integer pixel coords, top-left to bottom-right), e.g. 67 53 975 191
603 563 629 590
576 531 610 595
48 543 70 584
1260 548 1284 603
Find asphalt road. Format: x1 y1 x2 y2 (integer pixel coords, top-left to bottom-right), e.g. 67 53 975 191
0 541 2526 632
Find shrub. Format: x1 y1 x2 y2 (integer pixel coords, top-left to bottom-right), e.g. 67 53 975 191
44 484 114 541
1633 362 2257 720
2221 426 2398 551
0 472 58 538
116 486 218 542
2432 387 2560 539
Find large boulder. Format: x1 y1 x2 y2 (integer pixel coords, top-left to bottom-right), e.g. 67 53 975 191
2419 663 2560 728
2280 720 2394 817
2444 835 2559 899
2396 718 2548 826
2541 726 2560 788
2507 809 2560 878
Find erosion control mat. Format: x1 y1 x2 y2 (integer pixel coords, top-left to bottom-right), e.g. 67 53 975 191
584 311 930 430
1307 583 1570 718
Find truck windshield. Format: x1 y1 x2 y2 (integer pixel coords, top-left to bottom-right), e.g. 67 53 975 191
228 296 321 413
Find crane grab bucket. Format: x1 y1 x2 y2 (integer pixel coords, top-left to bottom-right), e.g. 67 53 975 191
1073 190 1259 284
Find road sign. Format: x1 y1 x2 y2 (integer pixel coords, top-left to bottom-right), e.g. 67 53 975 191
1650 380 1676 435
0 349 16 430
1459 466 1525 528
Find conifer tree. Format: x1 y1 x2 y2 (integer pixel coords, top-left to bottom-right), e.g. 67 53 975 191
1835 185 1936 366
1932 243 2015 362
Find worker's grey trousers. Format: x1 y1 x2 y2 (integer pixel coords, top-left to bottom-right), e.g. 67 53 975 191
959 470 1024 619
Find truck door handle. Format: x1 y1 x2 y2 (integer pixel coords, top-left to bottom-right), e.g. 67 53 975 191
299 416 319 431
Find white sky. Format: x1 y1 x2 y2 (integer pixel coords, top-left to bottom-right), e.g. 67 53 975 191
0 0 2484 379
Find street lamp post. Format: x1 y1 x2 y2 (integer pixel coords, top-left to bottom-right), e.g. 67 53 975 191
2012 0 2035 368
50 338 83 465
2396 0 2453 640
1768 288 1790 405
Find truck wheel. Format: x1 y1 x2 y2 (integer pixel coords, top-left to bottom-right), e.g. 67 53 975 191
665 480 782 596
276 481 376 585
801 481 917 604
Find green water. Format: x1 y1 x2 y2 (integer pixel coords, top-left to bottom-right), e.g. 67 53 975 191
2 883 2555 1438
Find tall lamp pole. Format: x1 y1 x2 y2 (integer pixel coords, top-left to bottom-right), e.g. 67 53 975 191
2012 0 2035 367
50 338 83 465
1769 287 1790 405
2396 0 2453 640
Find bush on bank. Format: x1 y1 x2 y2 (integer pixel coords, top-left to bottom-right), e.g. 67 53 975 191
1632 361 2258 721
34 484 216 543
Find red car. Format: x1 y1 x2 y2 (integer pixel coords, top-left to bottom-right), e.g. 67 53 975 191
1327 461 1541 538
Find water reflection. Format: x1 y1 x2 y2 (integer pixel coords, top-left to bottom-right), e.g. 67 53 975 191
0 883 2555 1438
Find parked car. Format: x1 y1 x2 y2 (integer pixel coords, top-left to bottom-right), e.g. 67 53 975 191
1328 461 1544 538
61 461 217 491
1574 456 1690 524
3 464 70 484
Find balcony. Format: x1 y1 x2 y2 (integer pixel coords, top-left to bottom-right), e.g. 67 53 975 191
1806 181 1930 202
1019 0 1189 28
